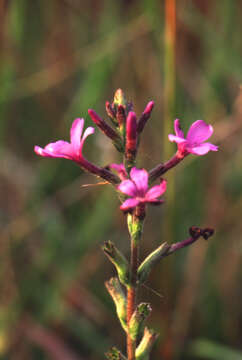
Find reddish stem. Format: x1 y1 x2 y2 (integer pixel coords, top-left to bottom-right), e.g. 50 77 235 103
79 157 119 184
127 288 135 360
167 227 214 255
148 152 185 183
127 233 139 360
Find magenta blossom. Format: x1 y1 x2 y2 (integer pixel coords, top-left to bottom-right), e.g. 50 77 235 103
34 118 94 164
118 167 167 210
168 119 218 157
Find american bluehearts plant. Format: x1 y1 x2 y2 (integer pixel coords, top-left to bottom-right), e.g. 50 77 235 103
34 89 218 360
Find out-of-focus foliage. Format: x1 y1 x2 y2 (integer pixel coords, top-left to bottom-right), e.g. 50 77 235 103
190 339 242 360
0 0 242 359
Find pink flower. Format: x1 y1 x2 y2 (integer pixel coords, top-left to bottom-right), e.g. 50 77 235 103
34 118 94 164
118 167 167 210
168 119 218 157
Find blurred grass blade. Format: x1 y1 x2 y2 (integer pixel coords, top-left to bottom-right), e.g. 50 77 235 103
190 339 242 360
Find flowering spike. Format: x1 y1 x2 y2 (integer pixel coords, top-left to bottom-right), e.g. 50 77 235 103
125 111 137 164
137 242 170 284
33 91 219 360
168 119 218 158
129 303 152 341
102 241 130 286
135 327 159 360
105 277 127 332
137 101 155 134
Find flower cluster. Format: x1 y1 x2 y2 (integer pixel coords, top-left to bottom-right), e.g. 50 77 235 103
35 91 218 212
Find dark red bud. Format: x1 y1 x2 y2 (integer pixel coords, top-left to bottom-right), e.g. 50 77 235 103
125 111 137 160
137 101 155 133
189 226 214 240
202 228 214 240
88 109 120 141
105 101 116 120
117 105 126 129
189 226 201 238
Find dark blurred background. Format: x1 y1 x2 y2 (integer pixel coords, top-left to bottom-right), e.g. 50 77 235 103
1 0 242 359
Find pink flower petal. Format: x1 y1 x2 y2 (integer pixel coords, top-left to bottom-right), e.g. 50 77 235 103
34 145 53 158
168 134 186 144
110 163 128 180
120 198 140 210
186 120 213 144
70 118 84 153
206 143 218 151
174 119 184 138
145 180 167 201
80 126 95 155
130 168 148 195
118 180 137 197
188 142 218 155
35 141 74 159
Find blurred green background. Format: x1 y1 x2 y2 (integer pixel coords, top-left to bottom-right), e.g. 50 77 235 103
1 0 242 359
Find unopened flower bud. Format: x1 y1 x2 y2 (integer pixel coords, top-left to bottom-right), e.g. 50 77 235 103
117 105 126 133
125 111 137 163
137 101 155 134
106 101 116 120
113 88 127 108
202 227 214 240
102 241 130 286
129 303 152 341
127 213 144 246
138 242 170 284
105 347 127 360
88 109 118 140
188 226 214 240
135 327 159 360
105 277 127 332
189 226 201 238
88 109 124 152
